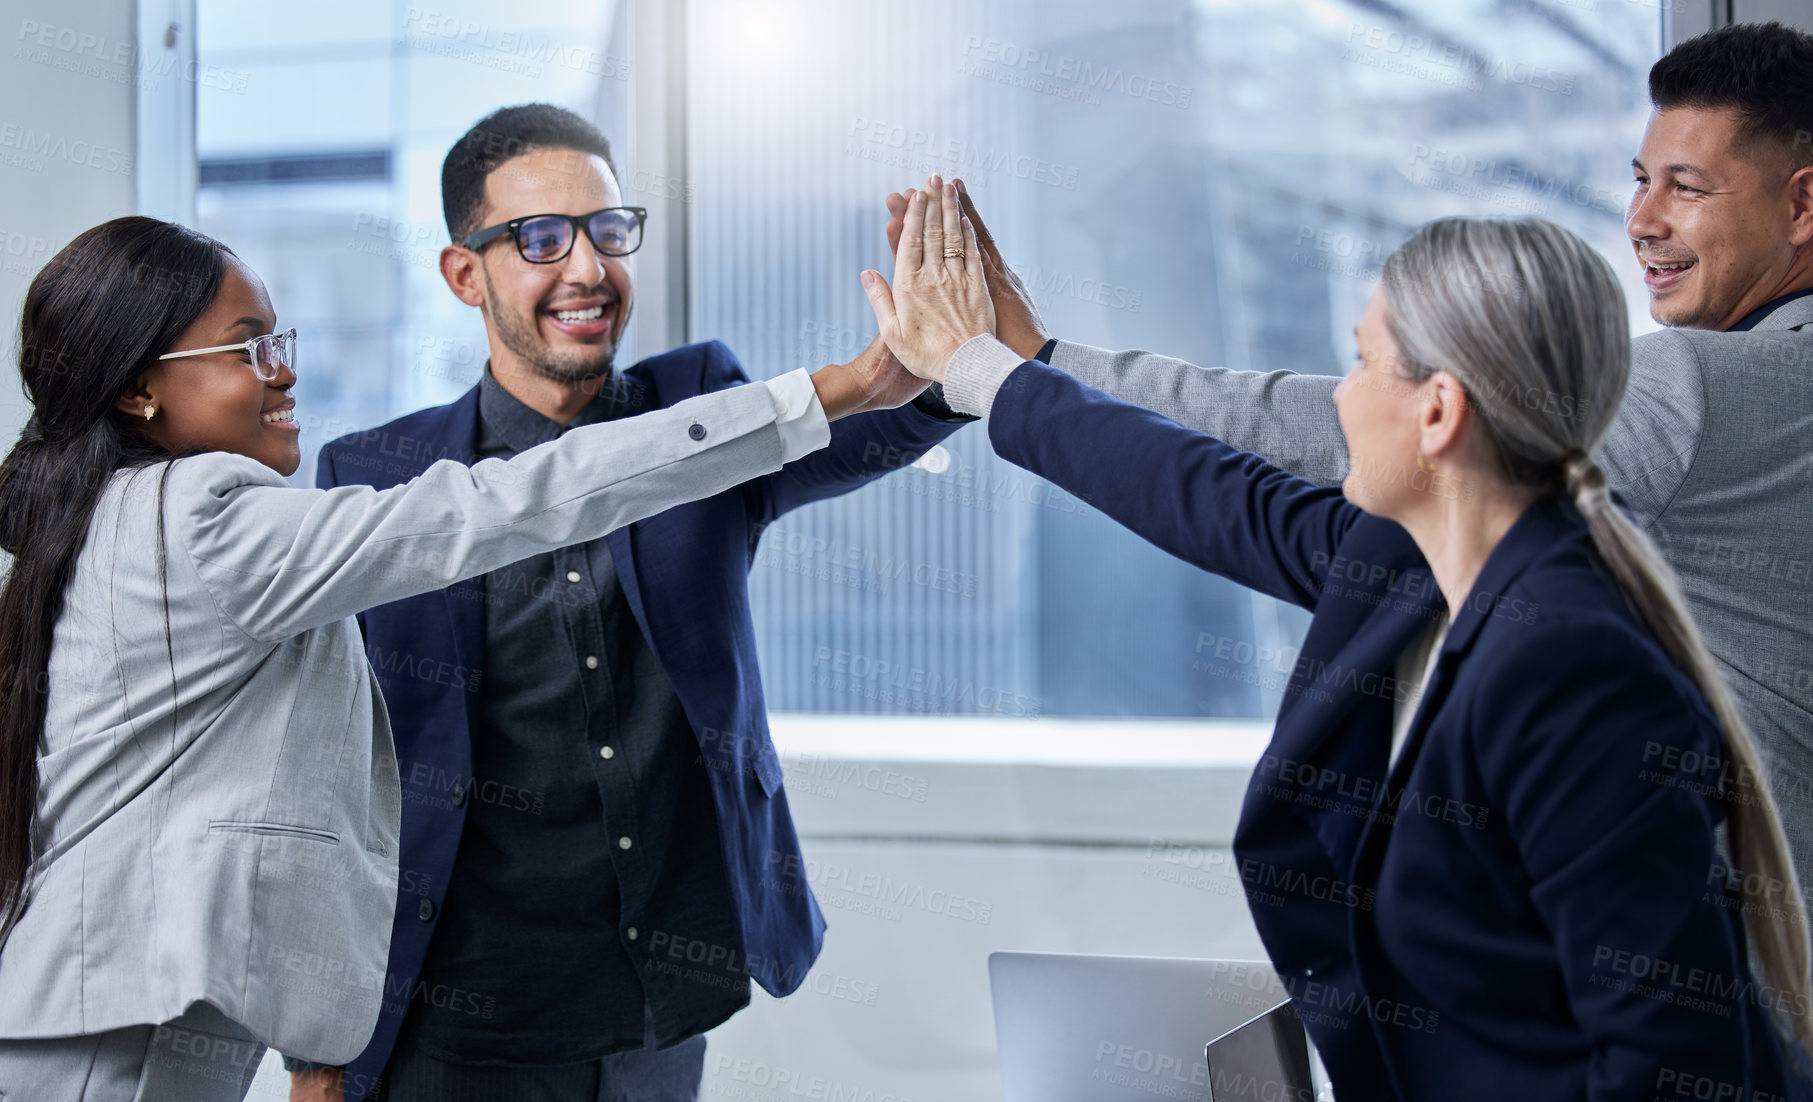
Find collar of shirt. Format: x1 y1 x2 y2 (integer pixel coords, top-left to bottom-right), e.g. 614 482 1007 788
1729 286 1813 333
477 362 628 455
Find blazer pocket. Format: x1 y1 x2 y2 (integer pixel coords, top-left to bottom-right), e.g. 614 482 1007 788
208 819 341 846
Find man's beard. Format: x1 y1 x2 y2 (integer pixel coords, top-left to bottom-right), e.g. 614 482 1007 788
484 268 622 383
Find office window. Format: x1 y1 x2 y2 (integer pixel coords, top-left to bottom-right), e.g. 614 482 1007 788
194 0 633 476
691 0 1659 718
195 0 1658 722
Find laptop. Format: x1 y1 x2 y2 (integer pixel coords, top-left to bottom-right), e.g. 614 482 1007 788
1204 999 1319 1101
988 952 1294 1102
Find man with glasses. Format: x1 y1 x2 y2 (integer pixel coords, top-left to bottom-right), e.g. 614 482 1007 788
286 104 971 1102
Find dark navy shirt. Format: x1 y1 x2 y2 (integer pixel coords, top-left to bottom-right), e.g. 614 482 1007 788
400 367 749 1066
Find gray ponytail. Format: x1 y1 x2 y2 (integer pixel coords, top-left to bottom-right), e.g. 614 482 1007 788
1380 217 1813 1053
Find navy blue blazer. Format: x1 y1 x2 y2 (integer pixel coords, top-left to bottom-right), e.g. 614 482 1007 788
314 341 967 1098
988 359 1808 1101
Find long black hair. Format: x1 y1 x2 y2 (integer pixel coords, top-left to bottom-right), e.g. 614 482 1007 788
0 216 233 937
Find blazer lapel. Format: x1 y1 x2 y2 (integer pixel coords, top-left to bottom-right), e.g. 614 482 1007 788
432 387 486 747
605 527 649 652
1257 531 1445 878
1347 497 1578 880
602 363 676 735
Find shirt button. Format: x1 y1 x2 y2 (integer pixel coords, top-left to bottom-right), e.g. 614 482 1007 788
450 784 467 807
618 836 633 850
566 570 582 583
417 899 435 922
585 655 599 670
688 423 707 441
626 926 639 941
599 746 615 760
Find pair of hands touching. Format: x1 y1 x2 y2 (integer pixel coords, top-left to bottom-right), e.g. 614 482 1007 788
818 175 1049 418
860 175 994 388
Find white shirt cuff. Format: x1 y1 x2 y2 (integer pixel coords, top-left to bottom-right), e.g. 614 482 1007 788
764 368 832 462
940 334 1027 418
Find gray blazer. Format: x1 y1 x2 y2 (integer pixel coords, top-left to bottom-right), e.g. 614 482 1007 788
0 371 827 1063
1053 296 1813 890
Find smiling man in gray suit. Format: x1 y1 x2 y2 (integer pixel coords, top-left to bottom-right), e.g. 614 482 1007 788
896 22 1813 893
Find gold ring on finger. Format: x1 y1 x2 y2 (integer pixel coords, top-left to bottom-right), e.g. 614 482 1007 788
943 247 965 258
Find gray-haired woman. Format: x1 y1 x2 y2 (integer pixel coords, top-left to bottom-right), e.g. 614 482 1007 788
865 176 1813 1099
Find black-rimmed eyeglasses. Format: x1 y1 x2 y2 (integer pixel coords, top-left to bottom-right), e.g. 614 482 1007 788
460 207 648 263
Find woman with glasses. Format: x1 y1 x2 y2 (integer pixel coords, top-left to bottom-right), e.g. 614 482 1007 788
863 178 1813 1098
0 216 917 1101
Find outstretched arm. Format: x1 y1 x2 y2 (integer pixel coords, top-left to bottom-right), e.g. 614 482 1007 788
686 337 971 524
960 344 1350 611
1045 341 1349 487
174 371 831 643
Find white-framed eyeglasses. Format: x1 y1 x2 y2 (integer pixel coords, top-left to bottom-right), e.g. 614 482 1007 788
157 328 297 382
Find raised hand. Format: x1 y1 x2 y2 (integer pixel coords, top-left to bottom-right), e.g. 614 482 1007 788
807 331 930 421
885 179 1049 361
844 332 931 411
862 175 995 383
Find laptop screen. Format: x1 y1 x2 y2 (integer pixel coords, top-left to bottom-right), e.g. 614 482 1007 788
1204 999 1318 1102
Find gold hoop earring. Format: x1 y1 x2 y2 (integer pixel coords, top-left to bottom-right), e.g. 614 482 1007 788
143 405 157 421
1415 450 1435 473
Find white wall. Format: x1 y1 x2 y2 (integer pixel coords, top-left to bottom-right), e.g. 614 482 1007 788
0 0 150 444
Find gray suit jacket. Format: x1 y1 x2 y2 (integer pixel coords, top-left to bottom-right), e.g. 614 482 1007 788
0 371 827 1062
1053 295 1813 889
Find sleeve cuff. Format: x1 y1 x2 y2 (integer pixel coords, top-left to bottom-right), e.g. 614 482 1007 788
940 335 1027 418
765 368 832 462
909 382 981 423
281 1054 336 1073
